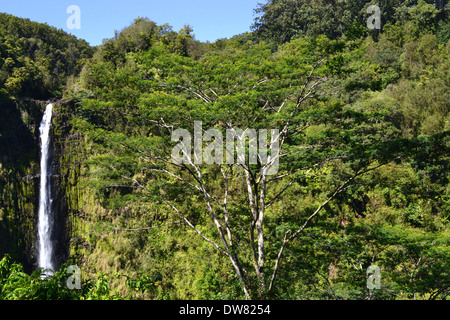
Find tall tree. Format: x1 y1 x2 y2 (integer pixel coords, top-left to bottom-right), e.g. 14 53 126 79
76 36 415 299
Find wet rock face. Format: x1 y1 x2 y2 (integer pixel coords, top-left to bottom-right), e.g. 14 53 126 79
0 99 77 273
49 110 70 271
49 100 85 271
0 99 43 272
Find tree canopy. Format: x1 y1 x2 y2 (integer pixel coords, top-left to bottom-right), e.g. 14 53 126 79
252 0 449 44
0 1 449 300
0 13 93 99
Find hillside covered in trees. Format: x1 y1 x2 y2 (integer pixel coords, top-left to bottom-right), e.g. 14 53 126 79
0 0 449 300
0 13 92 99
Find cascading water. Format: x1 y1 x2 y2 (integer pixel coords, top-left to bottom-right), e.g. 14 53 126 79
38 103 54 276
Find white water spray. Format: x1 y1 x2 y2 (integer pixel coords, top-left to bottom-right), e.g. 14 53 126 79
38 103 54 276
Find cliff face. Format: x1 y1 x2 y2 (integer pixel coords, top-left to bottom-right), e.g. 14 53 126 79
0 99 81 273
0 99 42 272
50 101 85 270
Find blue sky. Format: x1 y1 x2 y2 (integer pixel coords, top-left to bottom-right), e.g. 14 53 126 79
0 0 262 46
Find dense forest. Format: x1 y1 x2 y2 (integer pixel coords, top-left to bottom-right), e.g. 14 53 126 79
0 0 449 300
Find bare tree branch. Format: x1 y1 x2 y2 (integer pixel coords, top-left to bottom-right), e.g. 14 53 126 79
267 161 389 294
114 221 182 232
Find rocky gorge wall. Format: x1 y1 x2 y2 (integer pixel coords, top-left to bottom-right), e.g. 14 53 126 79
0 99 82 273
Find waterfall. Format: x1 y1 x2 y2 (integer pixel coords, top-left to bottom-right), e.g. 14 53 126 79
37 103 54 276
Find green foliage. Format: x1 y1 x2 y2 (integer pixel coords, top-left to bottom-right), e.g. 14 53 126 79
90 18 206 69
252 0 449 45
0 13 93 99
0 3 449 300
0 254 120 300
